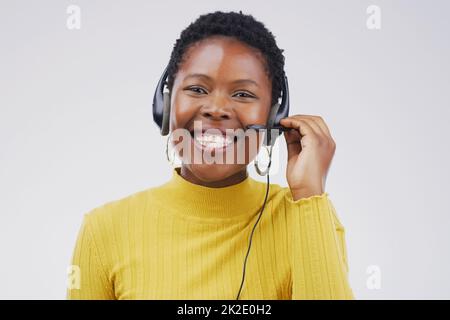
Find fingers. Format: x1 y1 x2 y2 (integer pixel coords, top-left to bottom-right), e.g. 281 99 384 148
280 114 335 143
283 129 302 161
279 117 318 141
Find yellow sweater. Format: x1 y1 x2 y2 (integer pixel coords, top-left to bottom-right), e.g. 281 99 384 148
67 167 354 300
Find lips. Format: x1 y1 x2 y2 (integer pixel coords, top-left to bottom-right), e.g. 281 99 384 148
188 125 241 142
186 125 242 154
188 126 235 136
195 133 234 149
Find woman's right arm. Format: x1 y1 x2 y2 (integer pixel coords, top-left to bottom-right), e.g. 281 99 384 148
66 214 115 300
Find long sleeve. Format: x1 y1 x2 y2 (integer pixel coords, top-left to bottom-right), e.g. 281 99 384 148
285 191 355 300
65 167 355 299
66 214 115 300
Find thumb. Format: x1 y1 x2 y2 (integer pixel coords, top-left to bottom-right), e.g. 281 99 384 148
284 130 302 162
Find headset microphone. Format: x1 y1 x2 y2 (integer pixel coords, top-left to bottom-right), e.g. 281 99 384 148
245 124 294 132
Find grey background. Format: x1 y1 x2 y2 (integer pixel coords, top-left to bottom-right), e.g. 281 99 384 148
1 0 449 299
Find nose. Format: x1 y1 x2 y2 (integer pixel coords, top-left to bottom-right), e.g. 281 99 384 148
200 96 232 121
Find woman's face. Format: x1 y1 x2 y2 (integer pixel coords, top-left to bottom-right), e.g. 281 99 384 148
170 35 272 183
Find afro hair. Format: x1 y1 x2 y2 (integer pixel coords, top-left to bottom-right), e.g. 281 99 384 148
165 10 286 107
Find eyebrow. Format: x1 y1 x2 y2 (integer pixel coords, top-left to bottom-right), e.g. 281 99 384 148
184 73 260 88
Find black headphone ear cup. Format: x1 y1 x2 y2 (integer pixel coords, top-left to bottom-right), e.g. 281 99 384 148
161 92 171 136
264 103 281 146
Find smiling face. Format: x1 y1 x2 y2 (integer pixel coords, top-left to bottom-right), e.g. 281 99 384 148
169 35 273 184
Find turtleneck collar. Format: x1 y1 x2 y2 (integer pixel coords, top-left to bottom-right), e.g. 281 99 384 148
153 167 267 221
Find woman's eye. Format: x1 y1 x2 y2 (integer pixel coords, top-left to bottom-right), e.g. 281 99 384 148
186 86 207 94
184 87 255 99
234 92 255 99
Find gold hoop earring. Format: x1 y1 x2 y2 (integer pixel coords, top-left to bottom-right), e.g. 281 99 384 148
165 132 176 167
254 145 273 176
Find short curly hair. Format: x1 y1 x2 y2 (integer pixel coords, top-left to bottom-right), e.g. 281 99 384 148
166 10 286 107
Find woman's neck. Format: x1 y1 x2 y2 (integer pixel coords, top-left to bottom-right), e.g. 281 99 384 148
180 165 248 188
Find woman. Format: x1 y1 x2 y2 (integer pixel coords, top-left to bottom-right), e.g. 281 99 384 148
67 11 354 300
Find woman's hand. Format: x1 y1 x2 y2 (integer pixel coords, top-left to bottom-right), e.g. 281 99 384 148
279 115 336 201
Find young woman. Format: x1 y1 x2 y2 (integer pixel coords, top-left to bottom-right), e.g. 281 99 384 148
67 11 354 300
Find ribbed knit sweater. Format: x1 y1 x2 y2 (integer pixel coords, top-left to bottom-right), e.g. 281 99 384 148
66 167 354 300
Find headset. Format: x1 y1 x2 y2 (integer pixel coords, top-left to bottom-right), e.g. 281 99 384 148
152 63 290 299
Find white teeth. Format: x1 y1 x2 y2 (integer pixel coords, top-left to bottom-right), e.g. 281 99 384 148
194 133 233 148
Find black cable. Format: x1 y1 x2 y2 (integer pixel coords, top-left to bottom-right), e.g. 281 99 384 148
235 167 271 300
